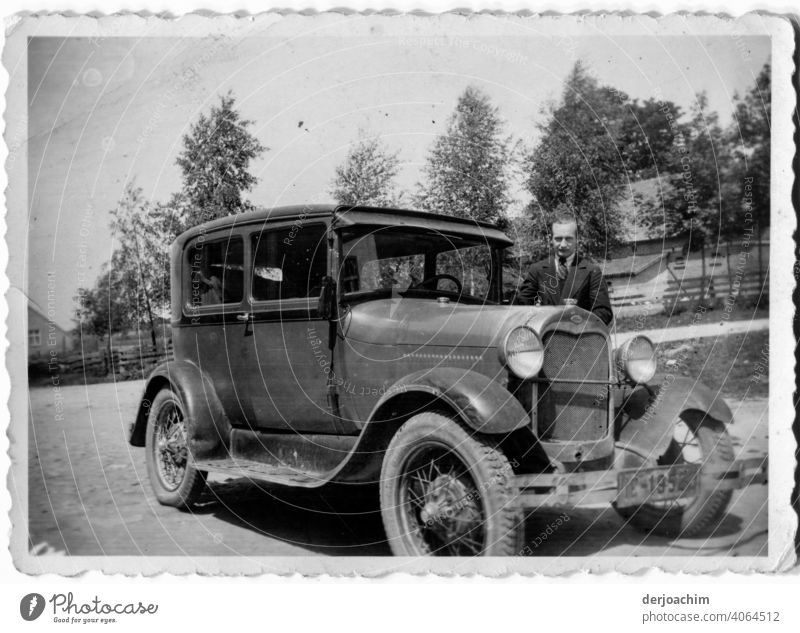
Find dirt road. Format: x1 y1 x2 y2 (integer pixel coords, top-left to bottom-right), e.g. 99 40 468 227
27 380 768 558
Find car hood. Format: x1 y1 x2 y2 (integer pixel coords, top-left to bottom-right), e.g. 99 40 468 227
342 297 570 348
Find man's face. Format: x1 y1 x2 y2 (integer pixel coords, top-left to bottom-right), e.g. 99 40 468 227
552 221 578 259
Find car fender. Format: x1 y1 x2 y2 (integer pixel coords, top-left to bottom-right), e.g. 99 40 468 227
331 367 529 484
616 376 734 462
128 359 232 461
370 367 529 435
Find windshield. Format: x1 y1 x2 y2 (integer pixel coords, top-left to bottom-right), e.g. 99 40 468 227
339 225 502 303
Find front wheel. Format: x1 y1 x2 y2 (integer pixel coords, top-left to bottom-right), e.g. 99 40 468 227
615 413 734 538
145 388 207 508
380 412 522 556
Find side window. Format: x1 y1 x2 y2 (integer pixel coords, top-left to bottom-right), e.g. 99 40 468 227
251 224 327 301
187 236 244 309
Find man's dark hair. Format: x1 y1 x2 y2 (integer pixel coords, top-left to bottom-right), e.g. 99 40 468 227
551 211 578 228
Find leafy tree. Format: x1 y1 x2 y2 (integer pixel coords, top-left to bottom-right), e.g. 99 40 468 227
108 181 175 349
73 268 126 341
729 62 770 234
330 136 400 206
151 192 191 298
416 86 514 226
501 213 550 297
176 92 266 224
506 213 549 264
638 93 736 249
524 61 629 258
618 97 685 179
73 262 130 358
74 187 188 354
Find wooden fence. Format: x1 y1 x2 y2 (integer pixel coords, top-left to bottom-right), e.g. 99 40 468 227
59 343 174 378
607 262 768 308
663 271 768 304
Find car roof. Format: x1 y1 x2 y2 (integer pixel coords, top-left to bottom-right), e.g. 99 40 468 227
176 204 514 247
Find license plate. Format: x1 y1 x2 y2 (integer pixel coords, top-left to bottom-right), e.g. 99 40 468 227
616 464 700 506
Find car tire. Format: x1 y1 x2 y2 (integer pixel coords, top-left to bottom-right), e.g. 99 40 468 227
615 413 734 538
145 388 207 509
380 411 523 556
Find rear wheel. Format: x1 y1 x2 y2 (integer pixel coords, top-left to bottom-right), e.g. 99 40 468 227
380 412 522 556
615 413 734 538
145 388 207 508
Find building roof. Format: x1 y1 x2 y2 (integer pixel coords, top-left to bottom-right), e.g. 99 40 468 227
600 253 664 279
27 299 68 334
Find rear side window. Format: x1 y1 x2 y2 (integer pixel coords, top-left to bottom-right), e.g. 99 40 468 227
251 224 327 301
187 236 244 309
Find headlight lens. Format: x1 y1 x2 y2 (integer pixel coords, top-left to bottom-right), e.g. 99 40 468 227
500 326 544 379
616 336 657 384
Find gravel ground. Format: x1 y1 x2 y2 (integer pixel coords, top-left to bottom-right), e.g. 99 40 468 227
27 379 768 559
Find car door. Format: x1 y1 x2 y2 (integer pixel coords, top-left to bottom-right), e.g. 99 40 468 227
243 221 355 434
181 230 253 424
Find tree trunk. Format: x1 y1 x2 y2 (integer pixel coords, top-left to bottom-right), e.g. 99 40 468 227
132 230 158 351
145 294 157 351
756 218 764 286
725 242 732 293
700 242 706 302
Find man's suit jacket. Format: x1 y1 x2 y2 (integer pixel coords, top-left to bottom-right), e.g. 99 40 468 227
515 255 613 325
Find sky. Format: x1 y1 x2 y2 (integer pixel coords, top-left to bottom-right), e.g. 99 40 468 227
26 32 770 329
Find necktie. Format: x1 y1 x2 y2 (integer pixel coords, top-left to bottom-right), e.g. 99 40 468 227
558 256 568 281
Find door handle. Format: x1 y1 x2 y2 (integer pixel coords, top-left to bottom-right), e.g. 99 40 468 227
236 313 250 322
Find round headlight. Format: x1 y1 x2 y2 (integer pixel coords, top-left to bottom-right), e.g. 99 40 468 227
616 336 657 384
499 326 544 379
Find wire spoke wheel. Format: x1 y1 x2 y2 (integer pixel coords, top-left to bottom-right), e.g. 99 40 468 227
380 412 522 557
154 402 189 491
145 388 207 508
400 446 486 556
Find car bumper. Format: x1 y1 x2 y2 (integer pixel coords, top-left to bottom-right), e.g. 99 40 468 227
513 456 767 510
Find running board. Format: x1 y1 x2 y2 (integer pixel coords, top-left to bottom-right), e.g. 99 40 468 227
193 457 327 488
192 428 358 488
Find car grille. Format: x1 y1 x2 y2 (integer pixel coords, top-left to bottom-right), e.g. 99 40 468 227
537 330 609 442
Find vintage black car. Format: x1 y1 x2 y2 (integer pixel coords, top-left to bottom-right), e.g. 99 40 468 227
129 205 766 556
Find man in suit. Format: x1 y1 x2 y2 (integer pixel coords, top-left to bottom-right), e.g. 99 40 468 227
515 214 613 325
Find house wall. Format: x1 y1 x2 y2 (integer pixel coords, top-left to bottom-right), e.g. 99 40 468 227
28 308 70 360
